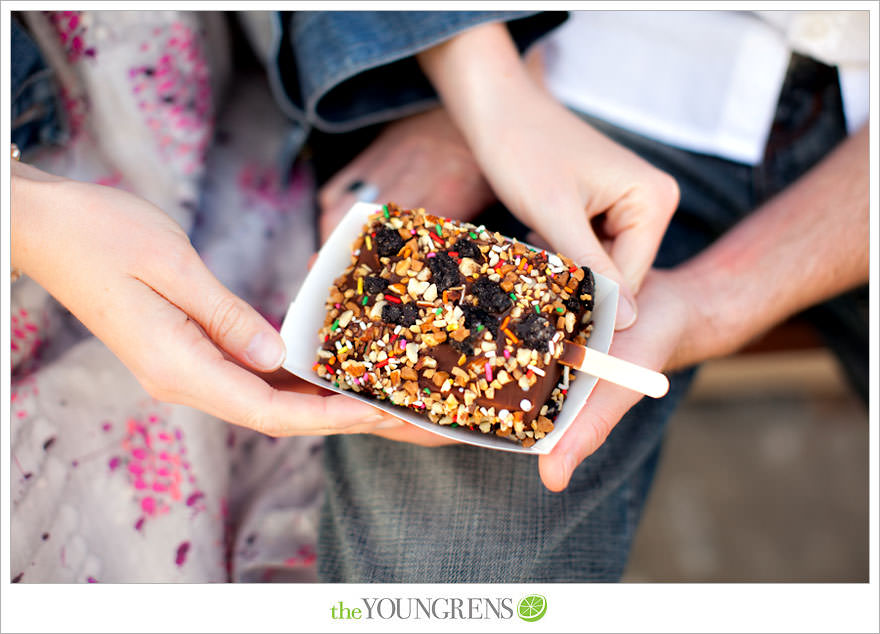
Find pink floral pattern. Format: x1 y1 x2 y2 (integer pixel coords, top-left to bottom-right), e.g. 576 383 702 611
10 308 47 374
105 412 207 531
46 11 96 63
128 21 213 176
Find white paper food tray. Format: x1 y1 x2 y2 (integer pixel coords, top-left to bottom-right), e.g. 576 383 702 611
280 202 618 454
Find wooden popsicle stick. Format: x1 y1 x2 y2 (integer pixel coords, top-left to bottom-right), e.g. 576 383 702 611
559 341 669 398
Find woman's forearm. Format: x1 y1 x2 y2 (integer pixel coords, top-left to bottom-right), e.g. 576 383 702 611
11 159 69 277
417 22 535 157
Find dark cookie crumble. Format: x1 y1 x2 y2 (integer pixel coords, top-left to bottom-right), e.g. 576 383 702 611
451 237 482 261
472 277 512 314
514 313 555 351
564 266 595 312
381 302 419 327
364 275 389 295
426 251 460 291
375 226 405 258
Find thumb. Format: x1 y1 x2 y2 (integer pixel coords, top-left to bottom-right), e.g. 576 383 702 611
538 381 641 491
537 219 638 330
147 247 286 372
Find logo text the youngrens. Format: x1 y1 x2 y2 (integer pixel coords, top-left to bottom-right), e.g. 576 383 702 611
330 597 515 620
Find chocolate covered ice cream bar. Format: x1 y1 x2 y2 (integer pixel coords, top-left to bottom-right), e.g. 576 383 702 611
314 203 595 447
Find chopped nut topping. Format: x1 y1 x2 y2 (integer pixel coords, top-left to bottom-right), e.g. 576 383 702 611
432 371 450 388
536 416 554 433
423 283 438 302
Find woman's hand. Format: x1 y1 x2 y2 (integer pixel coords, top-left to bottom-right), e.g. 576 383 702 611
418 23 680 329
11 161 400 436
318 107 495 243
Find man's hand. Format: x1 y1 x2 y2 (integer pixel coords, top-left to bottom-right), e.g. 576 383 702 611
376 122 869 490
12 162 400 436
318 107 496 243
538 270 689 490
541 124 869 490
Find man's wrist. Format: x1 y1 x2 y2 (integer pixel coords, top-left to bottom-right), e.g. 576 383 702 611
664 125 869 371
660 262 739 370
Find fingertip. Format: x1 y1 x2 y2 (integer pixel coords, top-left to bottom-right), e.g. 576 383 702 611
614 293 638 330
244 329 286 372
538 454 571 493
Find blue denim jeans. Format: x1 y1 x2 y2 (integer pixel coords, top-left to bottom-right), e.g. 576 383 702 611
316 53 865 582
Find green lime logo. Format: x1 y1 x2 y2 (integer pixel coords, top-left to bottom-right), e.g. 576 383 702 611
517 594 547 622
